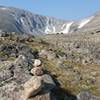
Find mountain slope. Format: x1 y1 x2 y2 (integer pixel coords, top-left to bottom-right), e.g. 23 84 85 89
0 6 100 35
0 6 69 35
70 12 100 33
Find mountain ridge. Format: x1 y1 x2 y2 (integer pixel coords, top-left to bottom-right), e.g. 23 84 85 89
0 6 100 35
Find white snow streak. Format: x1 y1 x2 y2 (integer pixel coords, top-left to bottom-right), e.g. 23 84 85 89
1 8 7 10
45 25 51 33
78 16 94 29
53 26 56 33
20 17 25 25
61 22 73 34
45 18 51 34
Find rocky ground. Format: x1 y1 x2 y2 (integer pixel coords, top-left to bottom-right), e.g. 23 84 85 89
0 32 100 100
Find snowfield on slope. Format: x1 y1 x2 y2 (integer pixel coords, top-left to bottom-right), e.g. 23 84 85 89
78 16 94 29
61 22 73 34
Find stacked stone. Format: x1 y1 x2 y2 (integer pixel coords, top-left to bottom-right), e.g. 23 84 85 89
21 59 56 100
31 59 44 76
21 59 44 100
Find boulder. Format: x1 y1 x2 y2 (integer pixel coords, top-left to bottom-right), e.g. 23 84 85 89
41 74 56 91
31 67 44 76
21 76 44 100
20 74 56 100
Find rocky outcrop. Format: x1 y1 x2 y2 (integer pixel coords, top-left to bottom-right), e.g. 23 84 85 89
21 59 56 100
0 57 57 100
0 55 31 100
0 40 39 61
21 74 56 100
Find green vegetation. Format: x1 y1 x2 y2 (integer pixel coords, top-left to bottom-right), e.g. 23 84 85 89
41 57 100 96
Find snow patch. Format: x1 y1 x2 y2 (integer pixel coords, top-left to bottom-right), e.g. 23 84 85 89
78 16 94 29
45 18 52 34
53 26 56 33
61 22 73 34
20 17 25 25
1 8 7 10
45 25 51 33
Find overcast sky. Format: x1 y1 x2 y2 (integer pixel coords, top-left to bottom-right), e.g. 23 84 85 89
0 0 100 20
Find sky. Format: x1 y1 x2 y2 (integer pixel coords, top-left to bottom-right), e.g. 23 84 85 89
0 0 100 20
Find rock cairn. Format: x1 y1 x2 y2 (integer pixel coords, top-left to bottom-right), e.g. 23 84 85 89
21 59 45 100
31 59 44 76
